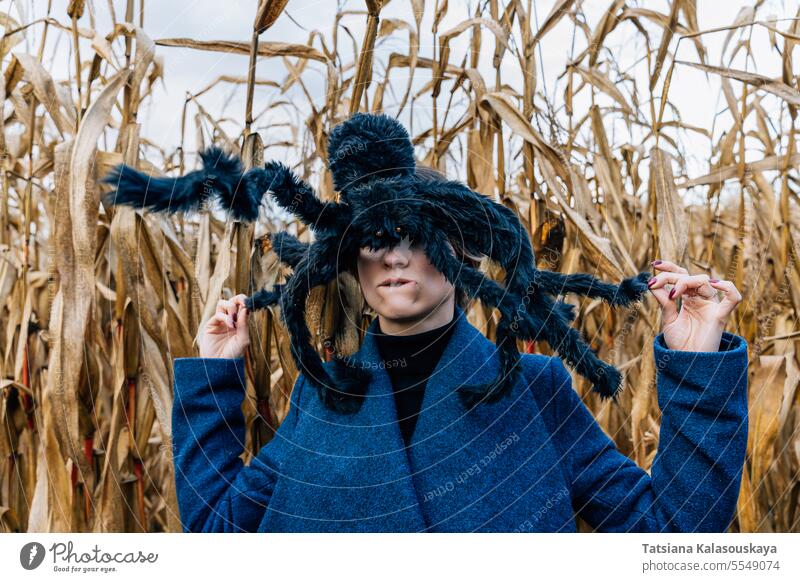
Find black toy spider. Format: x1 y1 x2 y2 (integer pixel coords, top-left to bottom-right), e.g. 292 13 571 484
102 112 651 413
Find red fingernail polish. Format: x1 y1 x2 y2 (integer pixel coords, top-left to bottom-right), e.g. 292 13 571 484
709 278 719 283
647 277 656 286
668 288 675 299
653 260 662 265
232 312 238 324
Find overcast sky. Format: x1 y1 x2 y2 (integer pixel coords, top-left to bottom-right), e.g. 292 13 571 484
8 0 797 197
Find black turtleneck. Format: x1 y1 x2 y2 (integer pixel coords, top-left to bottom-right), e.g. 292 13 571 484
374 307 458 446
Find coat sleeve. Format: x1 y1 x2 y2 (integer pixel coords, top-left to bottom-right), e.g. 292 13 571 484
171 356 304 532
538 330 749 532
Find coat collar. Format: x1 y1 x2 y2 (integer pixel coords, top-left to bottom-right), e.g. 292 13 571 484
346 303 501 448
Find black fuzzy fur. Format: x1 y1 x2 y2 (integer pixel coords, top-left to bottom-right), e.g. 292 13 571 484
327 112 417 192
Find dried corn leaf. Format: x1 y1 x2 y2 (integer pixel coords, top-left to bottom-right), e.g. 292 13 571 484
677 60 800 107
649 147 688 266
155 38 327 63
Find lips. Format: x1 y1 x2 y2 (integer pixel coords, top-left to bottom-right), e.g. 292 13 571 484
379 277 415 288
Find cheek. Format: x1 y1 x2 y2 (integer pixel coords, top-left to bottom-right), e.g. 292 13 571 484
356 252 379 284
414 253 453 294
355 259 367 283
428 272 453 296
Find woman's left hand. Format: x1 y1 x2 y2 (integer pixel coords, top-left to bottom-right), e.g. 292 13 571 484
647 259 743 352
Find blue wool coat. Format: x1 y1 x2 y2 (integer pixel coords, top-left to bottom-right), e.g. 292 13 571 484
171 304 749 532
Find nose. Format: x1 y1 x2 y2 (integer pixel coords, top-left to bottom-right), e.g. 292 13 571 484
382 242 411 268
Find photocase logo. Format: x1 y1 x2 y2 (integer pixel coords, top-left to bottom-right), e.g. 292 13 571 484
17 540 158 574
20 541 46 570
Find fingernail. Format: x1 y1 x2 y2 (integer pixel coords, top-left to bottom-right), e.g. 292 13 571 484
232 312 238 324
647 277 656 287
668 288 676 299
652 260 662 265
709 278 719 283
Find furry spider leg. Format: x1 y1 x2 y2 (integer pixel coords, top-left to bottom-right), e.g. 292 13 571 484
526 289 625 400
100 147 266 219
277 233 372 414
415 226 544 406
103 146 347 230
419 179 650 310
102 147 346 316
254 160 348 233
420 182 646 399
102 153 311 312
417 179 538 296
245 231 314 310
532 269 652 306
267 231 311 269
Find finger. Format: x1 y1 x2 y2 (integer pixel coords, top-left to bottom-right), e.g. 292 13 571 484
216 298 232 316
647 271 715 299
646 271 685 290
231 297 247 326
208 312 234 333
651 259 689 275
670 274 718 301
216 309 239 331
231 303 241 328
236 307 250 342
708 279 742 317
647 274 679 324
207 313 224 330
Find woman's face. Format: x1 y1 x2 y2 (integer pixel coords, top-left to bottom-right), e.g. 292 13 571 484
356 237 456 334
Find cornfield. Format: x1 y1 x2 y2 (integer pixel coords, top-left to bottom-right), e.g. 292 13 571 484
0 0 798 533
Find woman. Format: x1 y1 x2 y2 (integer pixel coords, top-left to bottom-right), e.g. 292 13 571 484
172 231 748 532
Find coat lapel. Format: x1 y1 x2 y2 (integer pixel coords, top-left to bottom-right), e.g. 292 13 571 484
264 310 426 532
409 304 501 446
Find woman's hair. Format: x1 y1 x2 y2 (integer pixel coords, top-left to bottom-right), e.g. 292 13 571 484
346 164 482 310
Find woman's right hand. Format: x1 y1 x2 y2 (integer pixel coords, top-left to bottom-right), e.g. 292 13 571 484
198 294 251 359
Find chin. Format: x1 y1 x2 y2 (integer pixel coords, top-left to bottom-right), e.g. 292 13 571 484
376 300 426 320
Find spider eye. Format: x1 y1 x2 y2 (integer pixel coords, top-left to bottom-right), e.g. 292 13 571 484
395 226 402 233
375 229 383 237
